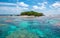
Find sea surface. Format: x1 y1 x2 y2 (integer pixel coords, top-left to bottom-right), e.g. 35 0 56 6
0 16 60 38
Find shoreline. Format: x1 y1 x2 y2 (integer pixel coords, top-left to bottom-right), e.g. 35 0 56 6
0 16 44 18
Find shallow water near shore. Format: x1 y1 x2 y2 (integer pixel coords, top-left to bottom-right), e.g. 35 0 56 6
0 16 60 38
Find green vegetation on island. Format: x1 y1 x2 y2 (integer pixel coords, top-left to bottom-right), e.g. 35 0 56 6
20 11 44 17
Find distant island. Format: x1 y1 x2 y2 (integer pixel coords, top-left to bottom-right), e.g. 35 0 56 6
0 11 44 17
20 11 44 17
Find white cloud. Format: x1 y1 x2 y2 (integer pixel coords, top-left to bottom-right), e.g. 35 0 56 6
43 8 60 16
39 2 47 9
33 2 47 10
32 5 46 10
40 4 46 9
32 5 39 9
0 6 18 14
0 6 29 14
33 3 47 10
43 2 47 4
38 2 47 5
23 7 28 10
19 2 29 7
0 2 16 6
51 2 60 8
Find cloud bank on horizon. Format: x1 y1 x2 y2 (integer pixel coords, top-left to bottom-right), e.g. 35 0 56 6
0 0 60 16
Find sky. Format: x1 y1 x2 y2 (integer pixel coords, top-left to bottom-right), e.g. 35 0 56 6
0 0 60 16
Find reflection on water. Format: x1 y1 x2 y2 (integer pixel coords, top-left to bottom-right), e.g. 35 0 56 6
0 16 60 38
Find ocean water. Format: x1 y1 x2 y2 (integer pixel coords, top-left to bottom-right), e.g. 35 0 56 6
0 16 60 38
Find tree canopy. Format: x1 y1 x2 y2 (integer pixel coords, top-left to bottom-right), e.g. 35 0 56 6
20 11 44 16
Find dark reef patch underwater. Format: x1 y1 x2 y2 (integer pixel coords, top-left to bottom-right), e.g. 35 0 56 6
0 16 60 38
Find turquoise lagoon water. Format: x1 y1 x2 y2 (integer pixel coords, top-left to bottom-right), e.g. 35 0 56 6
0 16 60 38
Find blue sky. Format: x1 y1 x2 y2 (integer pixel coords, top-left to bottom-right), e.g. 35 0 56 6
0 0 60 16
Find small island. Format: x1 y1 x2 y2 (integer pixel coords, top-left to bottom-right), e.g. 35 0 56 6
20 11 44 17
3 11 44 17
